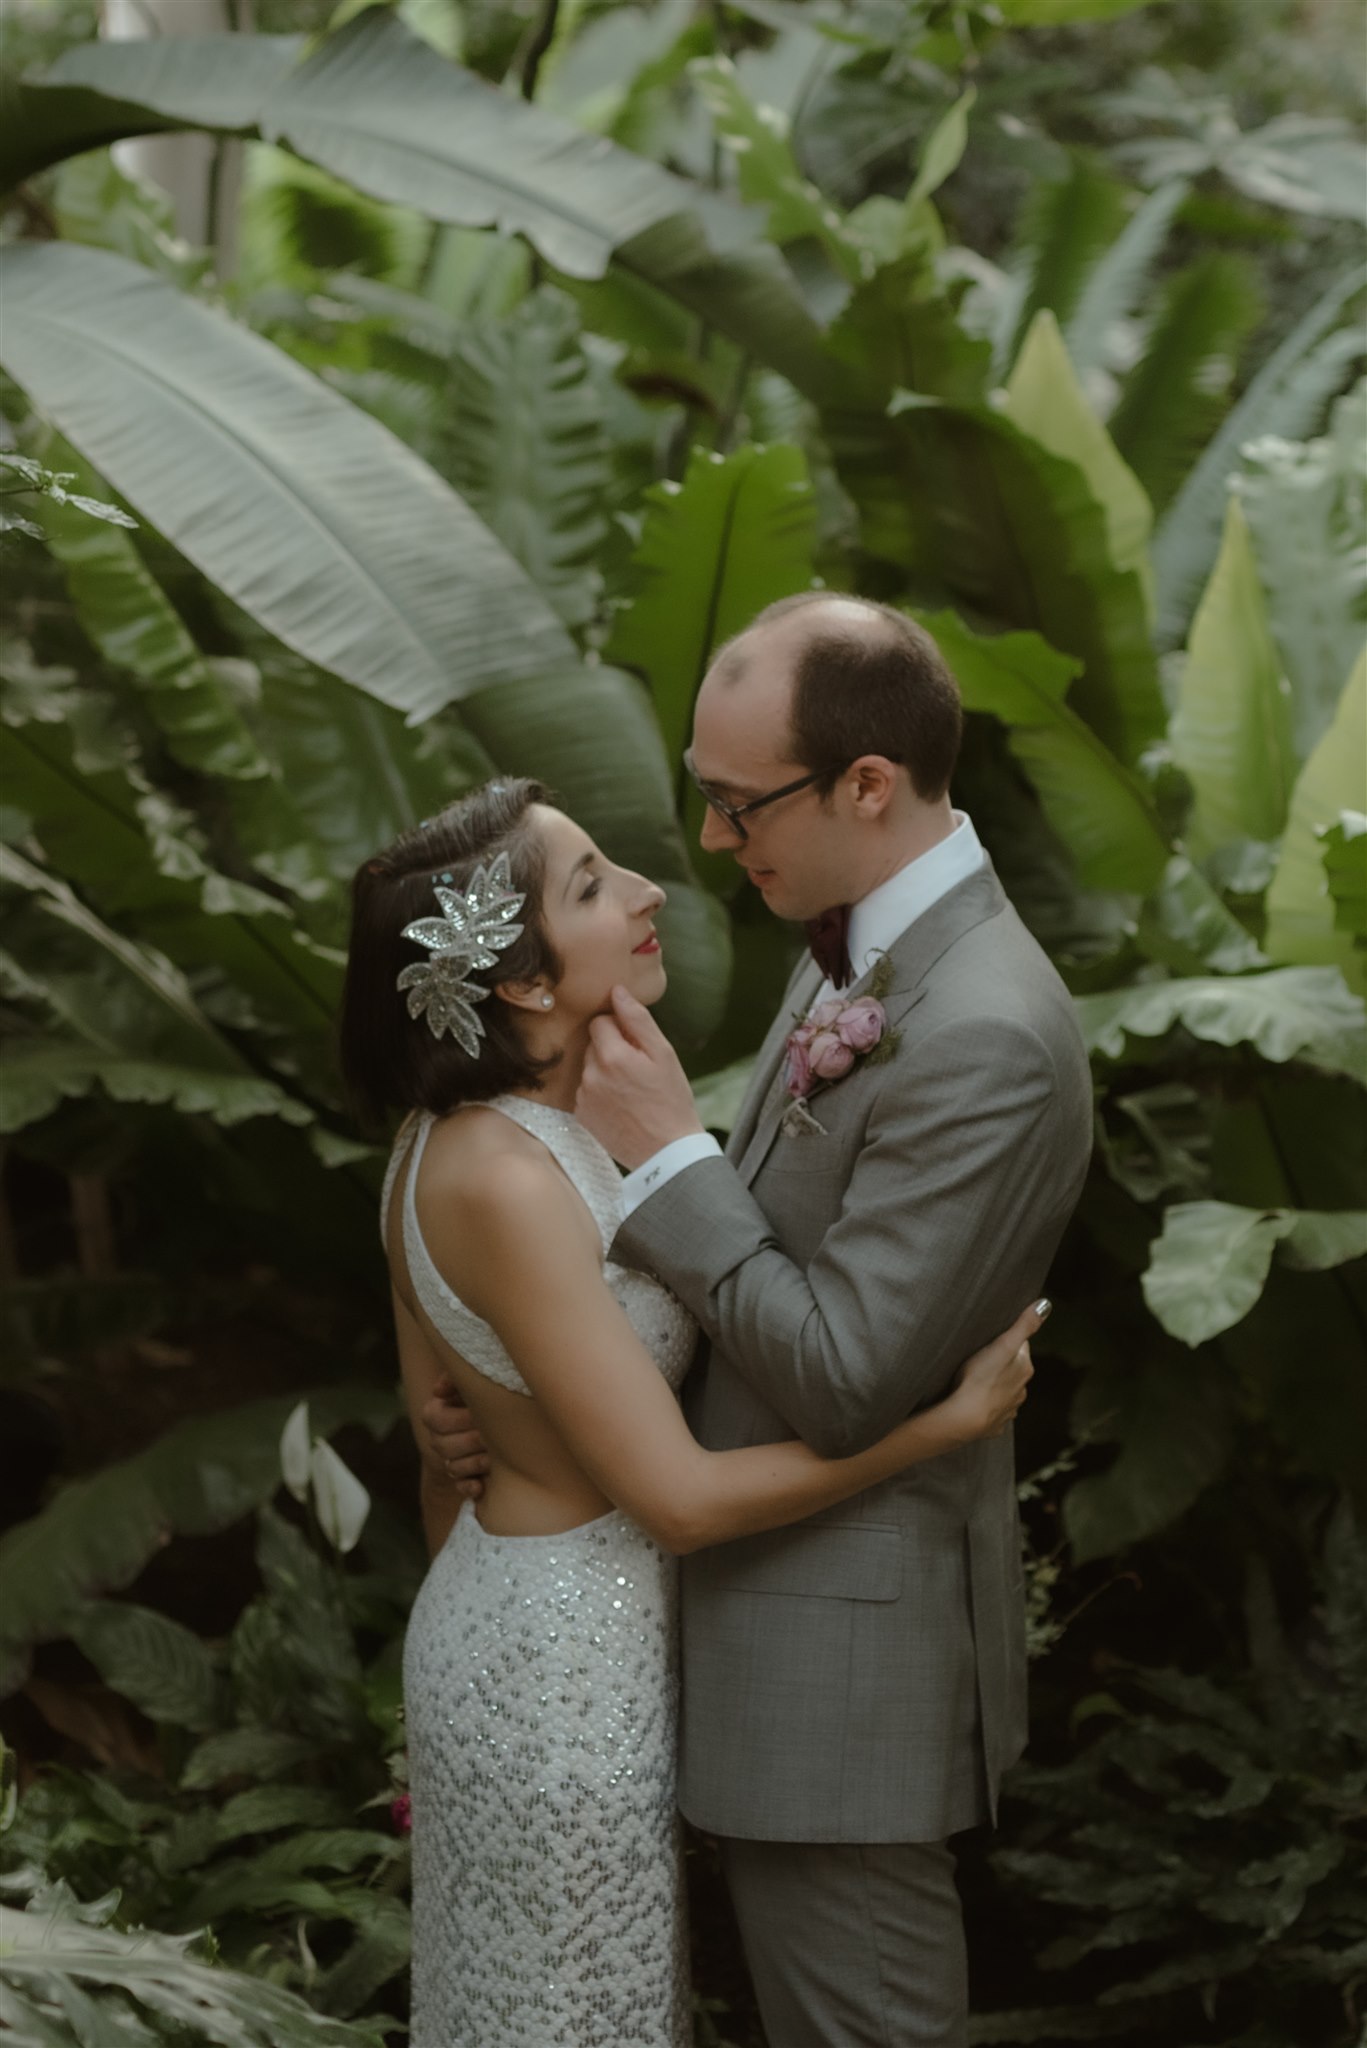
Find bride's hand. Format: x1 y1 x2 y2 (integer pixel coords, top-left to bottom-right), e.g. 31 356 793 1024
948 1299 1050 1440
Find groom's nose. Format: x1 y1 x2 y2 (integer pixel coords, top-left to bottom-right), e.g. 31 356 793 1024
699 803 742 854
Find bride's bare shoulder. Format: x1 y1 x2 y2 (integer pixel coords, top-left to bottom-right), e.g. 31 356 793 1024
420 1104 570 1208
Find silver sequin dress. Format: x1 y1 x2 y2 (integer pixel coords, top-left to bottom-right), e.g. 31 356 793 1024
384 1097 697 2048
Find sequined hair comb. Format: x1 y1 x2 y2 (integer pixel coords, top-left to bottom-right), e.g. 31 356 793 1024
397 852 526 1056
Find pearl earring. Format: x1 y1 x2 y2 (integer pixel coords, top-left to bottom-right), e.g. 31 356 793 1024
541 995 554 1010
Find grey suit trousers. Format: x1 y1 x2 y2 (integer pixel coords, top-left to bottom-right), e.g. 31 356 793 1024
721 1835 968 2048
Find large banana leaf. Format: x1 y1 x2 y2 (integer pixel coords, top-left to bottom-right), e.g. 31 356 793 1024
882 390 1165 765
605 442 817 770
0 1386 395 1694
1265 647 1367 991
0 241 574 723
10 11 838 402
916 610 1169 893
0 1043 315 1138
38 440 269 784
1169 496 1295 859
1151 262 1367 647
1075 965 1367 1081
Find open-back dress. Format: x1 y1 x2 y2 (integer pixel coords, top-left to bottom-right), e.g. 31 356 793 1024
383 1096 697 2048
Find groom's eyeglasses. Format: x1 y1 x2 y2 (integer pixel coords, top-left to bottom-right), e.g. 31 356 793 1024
683 750 835 842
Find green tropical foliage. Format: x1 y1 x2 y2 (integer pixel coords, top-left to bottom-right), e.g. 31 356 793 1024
1 2 1364 2043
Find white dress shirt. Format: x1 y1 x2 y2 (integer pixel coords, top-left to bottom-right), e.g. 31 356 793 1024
619 812 985 1217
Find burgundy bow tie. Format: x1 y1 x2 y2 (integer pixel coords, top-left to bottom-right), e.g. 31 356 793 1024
805 904 853 989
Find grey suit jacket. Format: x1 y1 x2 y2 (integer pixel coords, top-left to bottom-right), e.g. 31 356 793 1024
612 861 1092 1844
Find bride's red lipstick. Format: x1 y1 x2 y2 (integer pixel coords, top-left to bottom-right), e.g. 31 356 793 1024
632 933 661 955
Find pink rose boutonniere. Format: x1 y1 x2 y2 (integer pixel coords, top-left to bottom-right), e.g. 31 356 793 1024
780 964 900 1136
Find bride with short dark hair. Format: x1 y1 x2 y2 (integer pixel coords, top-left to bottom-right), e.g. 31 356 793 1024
339 777 1043 2048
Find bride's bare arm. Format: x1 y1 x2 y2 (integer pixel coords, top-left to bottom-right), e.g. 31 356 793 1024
441 1156 1041 1557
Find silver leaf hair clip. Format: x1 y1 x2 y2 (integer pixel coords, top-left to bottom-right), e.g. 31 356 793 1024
397 851 527 1057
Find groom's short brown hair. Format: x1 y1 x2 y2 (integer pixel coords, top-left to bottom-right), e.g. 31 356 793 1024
731 594 963 802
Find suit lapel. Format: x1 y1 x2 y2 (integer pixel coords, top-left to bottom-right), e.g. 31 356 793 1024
725 956 823 1166
735 860 1011 1188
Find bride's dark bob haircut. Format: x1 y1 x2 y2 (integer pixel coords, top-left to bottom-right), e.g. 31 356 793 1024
339 778 563 1133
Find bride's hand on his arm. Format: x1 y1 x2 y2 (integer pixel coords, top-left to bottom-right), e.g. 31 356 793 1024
943 1298 1050 1441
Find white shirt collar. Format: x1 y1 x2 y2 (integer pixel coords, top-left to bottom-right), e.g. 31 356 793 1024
836 810 984 992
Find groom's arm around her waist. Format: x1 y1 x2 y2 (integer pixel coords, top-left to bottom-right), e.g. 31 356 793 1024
613 1013 1066 1460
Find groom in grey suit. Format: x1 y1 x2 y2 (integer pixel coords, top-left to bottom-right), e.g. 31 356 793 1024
572 595 1093 2047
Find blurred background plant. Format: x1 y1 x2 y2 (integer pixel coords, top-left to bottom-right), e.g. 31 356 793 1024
0 0 1363 2043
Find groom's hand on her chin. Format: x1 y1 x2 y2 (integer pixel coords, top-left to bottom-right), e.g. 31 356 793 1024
576 986 705 1171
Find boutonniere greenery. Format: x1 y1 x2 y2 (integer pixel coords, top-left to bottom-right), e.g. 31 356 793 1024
780 956 901 1136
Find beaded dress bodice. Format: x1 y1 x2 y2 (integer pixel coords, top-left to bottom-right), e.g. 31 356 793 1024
382 1096 695 1399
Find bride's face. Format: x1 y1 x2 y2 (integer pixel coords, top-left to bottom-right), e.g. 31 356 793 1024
530 805 667 1021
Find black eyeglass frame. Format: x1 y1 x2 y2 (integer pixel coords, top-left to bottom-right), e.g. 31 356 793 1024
683 750 837 842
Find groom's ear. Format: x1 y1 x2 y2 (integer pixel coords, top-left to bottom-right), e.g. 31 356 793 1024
847 754 901 816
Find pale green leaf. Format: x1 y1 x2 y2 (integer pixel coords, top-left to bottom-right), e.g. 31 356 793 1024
1136 854 1268 975
918 610 1170 893
1170 496 1296 857
1143 1201 1287 1344
905 86 976 213
0 1042 315 1137
1144 1199 1367 1344
1075 966 1367 1080
1265 647 1367 991
1004 311 1154 614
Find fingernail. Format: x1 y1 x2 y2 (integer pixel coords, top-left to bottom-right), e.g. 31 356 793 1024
1034 1298 1052 1320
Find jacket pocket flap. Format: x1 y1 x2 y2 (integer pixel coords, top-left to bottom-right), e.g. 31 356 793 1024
717 1522 902 1602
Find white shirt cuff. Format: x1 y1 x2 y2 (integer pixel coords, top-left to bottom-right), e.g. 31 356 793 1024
619 1133 724 1218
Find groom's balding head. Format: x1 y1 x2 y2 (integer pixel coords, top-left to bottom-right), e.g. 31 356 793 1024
708 594 963 802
